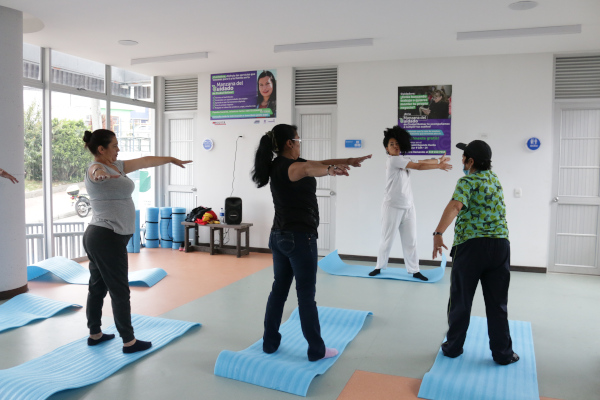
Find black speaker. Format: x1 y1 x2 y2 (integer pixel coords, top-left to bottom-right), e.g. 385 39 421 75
225 197 242 225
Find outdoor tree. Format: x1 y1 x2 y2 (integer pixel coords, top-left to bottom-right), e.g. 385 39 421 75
51 118 92 182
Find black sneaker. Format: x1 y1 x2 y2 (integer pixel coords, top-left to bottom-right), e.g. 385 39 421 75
441 342 463 358
496 352 520 365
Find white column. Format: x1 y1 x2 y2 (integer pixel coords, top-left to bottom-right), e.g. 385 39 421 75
0 6 27 298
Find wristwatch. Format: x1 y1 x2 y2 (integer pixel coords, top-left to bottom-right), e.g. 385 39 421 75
433 232 443 236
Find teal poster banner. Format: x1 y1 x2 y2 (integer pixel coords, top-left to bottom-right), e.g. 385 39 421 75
398 85 452 155
211 70 277 120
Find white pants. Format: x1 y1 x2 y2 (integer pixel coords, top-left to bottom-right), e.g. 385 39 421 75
375 204 420 274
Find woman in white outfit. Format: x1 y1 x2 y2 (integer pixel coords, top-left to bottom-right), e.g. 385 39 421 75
369 126 451 280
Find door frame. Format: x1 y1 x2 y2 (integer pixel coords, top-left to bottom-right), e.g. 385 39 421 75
294 105 338 256
548 100 600 275
162 112 197 208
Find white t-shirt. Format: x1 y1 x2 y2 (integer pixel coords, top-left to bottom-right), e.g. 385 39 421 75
383 155 414 209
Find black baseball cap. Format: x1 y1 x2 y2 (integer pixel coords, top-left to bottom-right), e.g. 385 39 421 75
456 140 492 161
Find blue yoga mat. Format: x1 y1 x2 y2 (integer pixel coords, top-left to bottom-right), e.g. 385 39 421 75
159 207 172 248
0 294 81 333
418 316 539 400
215 306 372 396
127 209 141 253
318 250 446 283
0 314 200 400
27 257 167 287
145 207 159 248
171 207 186 249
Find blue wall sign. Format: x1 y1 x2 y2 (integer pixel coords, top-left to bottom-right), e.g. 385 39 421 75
527 137 541 150
203 138 214 151
345 140 362 148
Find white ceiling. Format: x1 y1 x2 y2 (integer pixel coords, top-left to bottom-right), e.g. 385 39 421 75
2 0 600 78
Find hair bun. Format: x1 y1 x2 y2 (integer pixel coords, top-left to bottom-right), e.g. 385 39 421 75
83 130 92 143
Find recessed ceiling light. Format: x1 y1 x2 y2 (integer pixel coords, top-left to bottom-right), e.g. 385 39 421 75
509 1 538 11
118 40 139 46
274 38 373 53
457 25 581 40
131 52 208 65
23 12 44 34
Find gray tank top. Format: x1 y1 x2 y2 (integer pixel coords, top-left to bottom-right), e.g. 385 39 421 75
85 160 136 235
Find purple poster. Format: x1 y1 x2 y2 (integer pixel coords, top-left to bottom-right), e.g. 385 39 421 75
398 85 452 155
211 70 277 120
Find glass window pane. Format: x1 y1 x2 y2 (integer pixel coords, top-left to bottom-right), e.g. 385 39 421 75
23 43 41 80
24 87 45 263
51 93 105 259
51 50 105 93
110 101 156 210
111 66 153 101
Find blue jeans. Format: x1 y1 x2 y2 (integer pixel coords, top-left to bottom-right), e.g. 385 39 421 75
263 230 326 361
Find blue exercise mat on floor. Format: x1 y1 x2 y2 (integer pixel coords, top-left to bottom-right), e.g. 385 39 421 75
214 306 372 396
318 250 446 283
27 256 167 287
0 294 81 333
0 314 200 400
418 316 539 400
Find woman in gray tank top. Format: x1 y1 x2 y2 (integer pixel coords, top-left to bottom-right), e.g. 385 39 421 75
82 129 190 353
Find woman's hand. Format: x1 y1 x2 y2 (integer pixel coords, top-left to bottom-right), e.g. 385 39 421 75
171 158 192 168
438 153 450 163
0 168 18 184
347 154 372 168
439 161 452 172
433 235 447 259
328 164 350 176
93 169 120 182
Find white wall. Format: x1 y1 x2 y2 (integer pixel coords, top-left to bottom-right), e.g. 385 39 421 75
189 53 554 268
335 53 554 268
191 67 293 247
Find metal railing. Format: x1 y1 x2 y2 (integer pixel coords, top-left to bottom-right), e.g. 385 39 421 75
25 222 86 265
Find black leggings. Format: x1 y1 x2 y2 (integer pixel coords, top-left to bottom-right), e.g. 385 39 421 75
83 225 134 343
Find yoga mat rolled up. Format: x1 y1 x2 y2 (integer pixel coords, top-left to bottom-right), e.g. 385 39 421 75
127 209 141 253
159 207 172 248
171 207 186 249
145 207 159 248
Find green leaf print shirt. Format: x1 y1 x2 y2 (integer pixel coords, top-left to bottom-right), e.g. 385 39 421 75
451 170 509 247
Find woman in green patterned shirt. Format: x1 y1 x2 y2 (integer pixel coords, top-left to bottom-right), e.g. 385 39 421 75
432 140 519 366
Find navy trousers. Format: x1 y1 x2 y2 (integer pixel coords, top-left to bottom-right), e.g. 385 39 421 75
263 230 326 361
442 237 514 363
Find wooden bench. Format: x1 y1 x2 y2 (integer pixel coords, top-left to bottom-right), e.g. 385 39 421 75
182 221 253 258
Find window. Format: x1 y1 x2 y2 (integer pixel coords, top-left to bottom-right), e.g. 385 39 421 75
23 43 41 80
111 66 153 101
51 50 105 93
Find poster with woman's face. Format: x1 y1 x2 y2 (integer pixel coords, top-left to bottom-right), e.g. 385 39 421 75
398 85 452 155
210 69 277 120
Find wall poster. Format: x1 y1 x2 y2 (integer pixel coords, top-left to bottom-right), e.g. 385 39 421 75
211 70 277 120
398 85 452 155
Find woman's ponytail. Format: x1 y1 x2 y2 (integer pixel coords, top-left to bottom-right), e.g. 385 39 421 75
251 124 297 188
252 133 275 188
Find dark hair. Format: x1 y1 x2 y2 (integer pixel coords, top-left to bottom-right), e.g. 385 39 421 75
431 89 448 103
383 126 412 155
83 129 116 155
252 124 297 188
463 152 492 171
257 70 277 105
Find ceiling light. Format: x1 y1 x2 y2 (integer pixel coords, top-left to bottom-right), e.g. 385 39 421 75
457 25 581 40
131 52 208 65
23 13 44 34
509 1 538 11
118 40 139 46
274 38 373 53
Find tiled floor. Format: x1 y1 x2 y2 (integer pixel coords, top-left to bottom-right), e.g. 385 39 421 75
2 249 598 399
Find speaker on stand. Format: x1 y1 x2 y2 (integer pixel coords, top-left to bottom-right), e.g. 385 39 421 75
224 197 242 225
